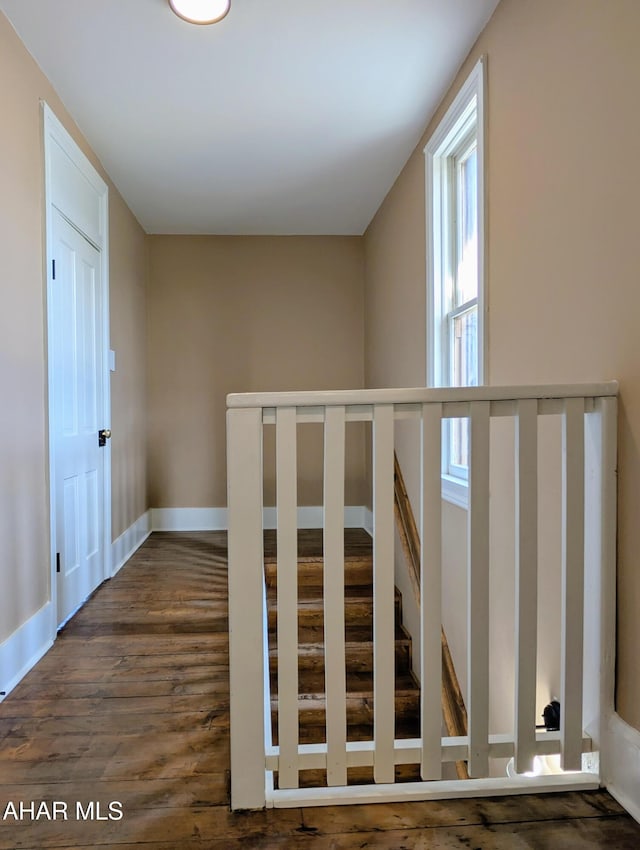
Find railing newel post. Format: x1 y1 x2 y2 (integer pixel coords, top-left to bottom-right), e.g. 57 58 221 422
227 406 266 810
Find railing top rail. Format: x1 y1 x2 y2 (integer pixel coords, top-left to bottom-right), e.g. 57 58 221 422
227 381 618 410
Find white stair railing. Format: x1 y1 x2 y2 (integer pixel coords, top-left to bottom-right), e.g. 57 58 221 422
227 382 618 810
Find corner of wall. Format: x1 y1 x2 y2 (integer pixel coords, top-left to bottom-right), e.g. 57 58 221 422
605 712 640 824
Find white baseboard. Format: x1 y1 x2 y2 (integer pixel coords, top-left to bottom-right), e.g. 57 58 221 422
151 506 370 532
605 712 640 824
264 506 368 530
151 507 228 531
0 602 53 702
363 507 373 537
111 510 151 576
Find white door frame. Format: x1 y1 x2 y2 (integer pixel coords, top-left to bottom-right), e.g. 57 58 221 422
42 102 112 634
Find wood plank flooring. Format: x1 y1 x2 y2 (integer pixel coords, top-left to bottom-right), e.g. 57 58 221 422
0 530 639 848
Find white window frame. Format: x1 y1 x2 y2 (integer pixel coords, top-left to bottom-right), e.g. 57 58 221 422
425 57 486 509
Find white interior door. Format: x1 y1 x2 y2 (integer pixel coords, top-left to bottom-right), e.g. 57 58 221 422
51 208 107 625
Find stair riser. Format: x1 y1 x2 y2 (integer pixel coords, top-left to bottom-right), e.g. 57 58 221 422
269 608 376 631
269 643 411 675
290 584 374 601
277 625 419 644
268 598 402 631
265 558 373 590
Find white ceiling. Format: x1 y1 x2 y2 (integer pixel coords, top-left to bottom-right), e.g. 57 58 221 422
0 0 499 235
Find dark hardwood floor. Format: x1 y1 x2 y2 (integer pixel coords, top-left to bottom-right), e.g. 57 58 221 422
0 530 638 848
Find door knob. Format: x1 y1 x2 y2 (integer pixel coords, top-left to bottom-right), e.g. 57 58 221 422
98 429 112 447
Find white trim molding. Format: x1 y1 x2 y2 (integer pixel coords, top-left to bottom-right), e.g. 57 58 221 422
363 507 374 538
605 712 640 824
424 57 487 504
151 506 370 532
268 772 599 809
111 511 151 576
228 382 618 410
0 603 54 701
42 101 112 627
442 475 469 510
151 507 228 531
425 55 487 389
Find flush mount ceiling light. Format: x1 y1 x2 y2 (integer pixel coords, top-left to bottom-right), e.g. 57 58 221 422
169 0 230 25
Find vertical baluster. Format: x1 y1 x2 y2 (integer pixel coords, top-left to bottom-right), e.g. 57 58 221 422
275 407 299 789
514 398 538 773
420 403 443 780
373 403 395 784
324 405 347 786
599 396 617 773
467 401 490 777
227 406 266 810
583 394 617 779
561 397 585 771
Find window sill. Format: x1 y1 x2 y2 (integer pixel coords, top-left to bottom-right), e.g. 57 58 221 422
442 474 469 510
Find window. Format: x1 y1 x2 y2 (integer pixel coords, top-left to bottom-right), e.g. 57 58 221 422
425 58 485 506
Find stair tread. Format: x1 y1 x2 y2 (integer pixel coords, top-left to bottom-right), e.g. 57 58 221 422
280 624 410 643
267 588 399 609
267 589 402 631
271 672 418 697
268 596 375 611
271 686 419 709
276 716 422 745
265 552 373 565
269 640 413 676
265 562 373 589
263 529 373 567
267 584 375 601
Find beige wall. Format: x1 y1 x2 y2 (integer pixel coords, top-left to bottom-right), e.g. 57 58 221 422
109 196 149 540
364 0 640 730
147 236 366 508
0 12 148 643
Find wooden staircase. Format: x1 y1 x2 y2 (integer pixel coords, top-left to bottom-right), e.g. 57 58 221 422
264 529 423 787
